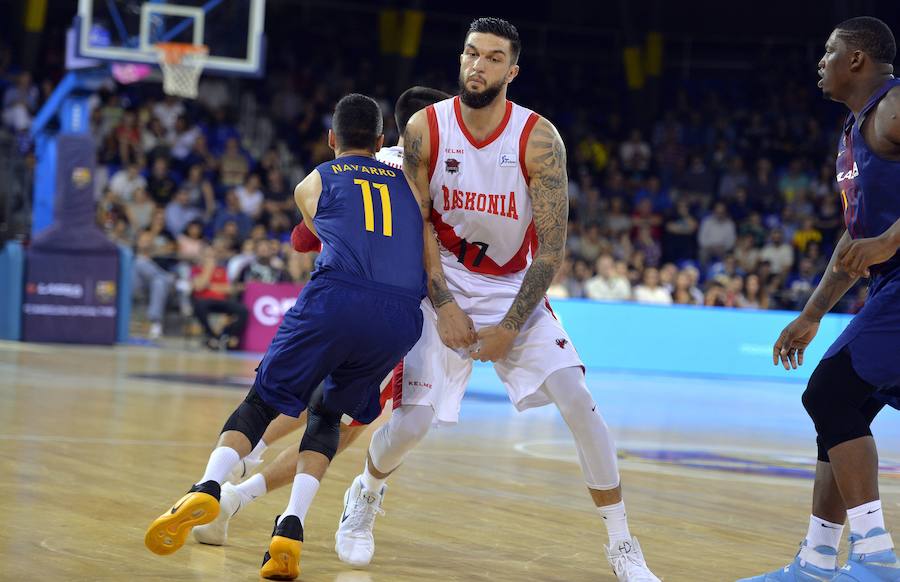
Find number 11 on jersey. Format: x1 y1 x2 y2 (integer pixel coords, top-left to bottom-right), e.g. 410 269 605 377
354 179 392 236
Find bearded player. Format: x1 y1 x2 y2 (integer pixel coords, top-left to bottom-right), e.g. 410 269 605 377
333 17 659 581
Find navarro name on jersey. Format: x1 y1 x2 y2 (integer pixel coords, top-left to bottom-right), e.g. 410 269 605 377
331 162 398 178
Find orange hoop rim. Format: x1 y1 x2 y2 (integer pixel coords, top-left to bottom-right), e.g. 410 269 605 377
154 42 209 65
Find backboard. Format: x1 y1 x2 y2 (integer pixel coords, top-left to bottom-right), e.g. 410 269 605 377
72 0 266 77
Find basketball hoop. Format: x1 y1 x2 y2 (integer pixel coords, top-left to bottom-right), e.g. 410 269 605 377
154 42 208 99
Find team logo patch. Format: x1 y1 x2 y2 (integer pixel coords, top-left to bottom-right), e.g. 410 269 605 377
499 152 517 167
445 158 461 174
71 167 92 188
555 338 568 349
95 280 117 303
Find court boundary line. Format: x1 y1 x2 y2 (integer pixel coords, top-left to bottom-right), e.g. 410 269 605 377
513 439 900 492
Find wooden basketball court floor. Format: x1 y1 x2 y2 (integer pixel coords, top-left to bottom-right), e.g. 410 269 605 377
1 340 899 581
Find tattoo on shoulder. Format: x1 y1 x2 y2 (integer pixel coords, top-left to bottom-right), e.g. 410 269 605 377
403 128 423 171
500 121 569 332
527 124 568 257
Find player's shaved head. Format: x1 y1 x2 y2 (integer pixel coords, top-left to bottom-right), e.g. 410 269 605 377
394 87 450 135
836 16 896 64
332 93 383 152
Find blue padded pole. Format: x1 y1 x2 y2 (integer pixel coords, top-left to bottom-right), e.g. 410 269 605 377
116 244 133 343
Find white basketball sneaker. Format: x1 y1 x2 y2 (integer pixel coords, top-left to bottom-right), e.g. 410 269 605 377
225 456 263 484
334 475 386 567
605 537 661 581
193 482 242 546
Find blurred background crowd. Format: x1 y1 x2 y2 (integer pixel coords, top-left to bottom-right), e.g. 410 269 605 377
0 1 883 342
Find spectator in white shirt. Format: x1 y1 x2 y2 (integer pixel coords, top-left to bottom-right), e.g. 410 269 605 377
2 72 39 132
759 228 795 275
152 96 185 135
235 173 265 219
170 115 201 161
634 267 673 305
619 129 652 174
697 201 737 265
108 163 147 202
585 254 632 301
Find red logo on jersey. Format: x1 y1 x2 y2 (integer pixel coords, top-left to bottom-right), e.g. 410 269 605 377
446 158 460 174
441 186 520 219
555 338 568 349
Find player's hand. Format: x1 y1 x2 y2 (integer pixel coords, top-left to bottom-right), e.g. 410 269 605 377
436 302 477 350
772 313 820 370
472 325 517 363
834 234 896 278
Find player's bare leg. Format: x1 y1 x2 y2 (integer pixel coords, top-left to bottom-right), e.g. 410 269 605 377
740 354 895 581
540 366 659 582
812 461 846 524
146 389 279 555
828 436 880 508
261 391 344 581
336 404 435 566
226 413 308 484
194 423 369 546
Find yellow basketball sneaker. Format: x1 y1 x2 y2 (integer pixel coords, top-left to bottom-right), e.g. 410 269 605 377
260 515 304 581
144 480 221 556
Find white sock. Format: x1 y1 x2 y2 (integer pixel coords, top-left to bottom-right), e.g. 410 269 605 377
198 447 241 486
806 515 844 551
234 473 267 505
247 439 268 461
847 500 886 537
360 460 386 492
597 500 631 545
281 473 320 526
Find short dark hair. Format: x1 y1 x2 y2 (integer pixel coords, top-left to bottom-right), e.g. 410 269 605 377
467 17 521 63
394 86 451 134
836 16 897 64
332 93 383 151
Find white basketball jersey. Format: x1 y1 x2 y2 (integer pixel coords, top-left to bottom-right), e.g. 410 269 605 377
426 96 540 280
376 145 404 170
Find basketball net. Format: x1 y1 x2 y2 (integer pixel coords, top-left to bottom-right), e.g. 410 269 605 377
154 42 208 99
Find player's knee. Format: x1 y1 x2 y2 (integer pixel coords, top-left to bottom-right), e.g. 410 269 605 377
541 368 596 424
802 353 852 425
802 351 875 451
222 388 280 446
561 388 597 425
300 391 342 461
388 406 433 448
801 368 830 424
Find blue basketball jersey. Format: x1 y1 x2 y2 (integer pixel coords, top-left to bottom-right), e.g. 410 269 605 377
836 77 900 290
311 155 425 297
825 77 900 402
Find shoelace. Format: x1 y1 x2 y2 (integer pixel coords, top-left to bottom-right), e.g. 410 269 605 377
345 493 385 533
610 551 655 581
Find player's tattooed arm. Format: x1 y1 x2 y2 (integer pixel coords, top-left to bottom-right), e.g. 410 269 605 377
402 112 454 309
500 117 568 333
802 231 858 321
403 110 475 348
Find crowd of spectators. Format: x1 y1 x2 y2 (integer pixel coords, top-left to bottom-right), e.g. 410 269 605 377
1 43 867 343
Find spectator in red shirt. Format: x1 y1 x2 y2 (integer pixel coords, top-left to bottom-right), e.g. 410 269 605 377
190 239 248 350
115 109 143 166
